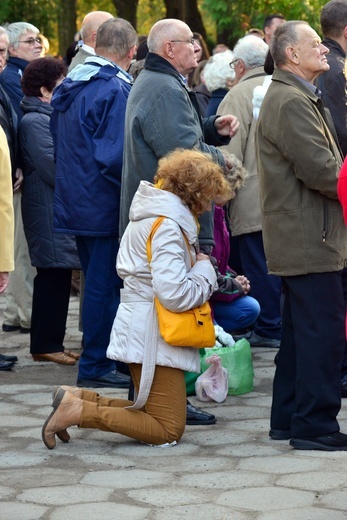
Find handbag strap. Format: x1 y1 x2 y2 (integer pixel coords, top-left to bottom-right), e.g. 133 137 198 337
146 216 193 266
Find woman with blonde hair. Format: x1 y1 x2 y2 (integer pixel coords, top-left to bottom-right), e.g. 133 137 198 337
42 148 233 449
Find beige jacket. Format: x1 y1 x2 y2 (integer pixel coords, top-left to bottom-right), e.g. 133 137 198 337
0 126 14 272
217 67 267 236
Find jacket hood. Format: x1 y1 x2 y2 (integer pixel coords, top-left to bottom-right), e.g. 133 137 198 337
20 96 53 116
52 57 132 113
129 181 198 243
51 77 87 113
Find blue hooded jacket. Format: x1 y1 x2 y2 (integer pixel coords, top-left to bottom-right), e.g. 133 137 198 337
50 56 132 237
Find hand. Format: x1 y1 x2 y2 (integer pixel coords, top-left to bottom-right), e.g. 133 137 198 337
235 275 251 295
214 115 240 138
0 272 9 293
196 252 210 262
13 168 23 193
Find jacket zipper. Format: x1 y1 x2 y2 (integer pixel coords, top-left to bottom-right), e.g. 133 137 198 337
322 201 327 242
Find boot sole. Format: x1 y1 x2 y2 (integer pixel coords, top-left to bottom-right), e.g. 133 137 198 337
290 438 347 451
42 388 66 449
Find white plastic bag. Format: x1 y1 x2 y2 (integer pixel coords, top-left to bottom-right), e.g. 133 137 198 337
195 354 228 403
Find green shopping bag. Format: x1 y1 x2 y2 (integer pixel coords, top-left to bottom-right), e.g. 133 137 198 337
185 348 206 396
201 339 254 395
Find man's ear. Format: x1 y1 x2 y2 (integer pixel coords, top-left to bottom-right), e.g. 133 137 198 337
128 44 137 61
164 41 175 59
8 45 17 57
238 59 246 76
286 46 299 64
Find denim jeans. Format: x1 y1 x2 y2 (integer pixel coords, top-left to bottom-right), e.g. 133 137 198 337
76 236 122 380
212 295 260 332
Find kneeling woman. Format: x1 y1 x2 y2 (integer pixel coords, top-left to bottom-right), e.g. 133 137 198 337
42 148 233 449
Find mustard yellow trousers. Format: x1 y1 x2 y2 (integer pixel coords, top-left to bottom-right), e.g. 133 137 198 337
79 364 187 445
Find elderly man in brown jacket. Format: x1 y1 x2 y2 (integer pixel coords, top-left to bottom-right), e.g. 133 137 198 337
256 20 347 451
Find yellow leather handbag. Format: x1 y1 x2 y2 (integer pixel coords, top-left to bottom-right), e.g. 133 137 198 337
146 217 216 348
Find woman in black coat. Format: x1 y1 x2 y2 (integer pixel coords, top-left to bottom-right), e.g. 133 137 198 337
19 57 80 365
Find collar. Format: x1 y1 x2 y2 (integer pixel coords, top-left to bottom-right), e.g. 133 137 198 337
144 52 187 87
294 75 317 95
7 56 29 70
85 55 133 82
81 43 95 55
239 66 266 83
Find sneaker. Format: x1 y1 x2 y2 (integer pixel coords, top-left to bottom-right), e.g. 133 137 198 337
290 431 347 451
249 331 280 348
0 353 18 363
0 360 15 371
77 369 130 388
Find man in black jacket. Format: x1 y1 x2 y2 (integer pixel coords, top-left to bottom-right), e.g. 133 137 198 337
316 0 347 156
316 1 347 399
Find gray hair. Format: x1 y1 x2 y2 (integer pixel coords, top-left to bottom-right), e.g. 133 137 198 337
147 19 190 53
203 50 235 91
95 18 137 58
232 34 268 69
270 21 308 67
5 22 39 48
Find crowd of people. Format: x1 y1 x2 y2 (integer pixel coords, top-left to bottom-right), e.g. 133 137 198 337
1 2 347 452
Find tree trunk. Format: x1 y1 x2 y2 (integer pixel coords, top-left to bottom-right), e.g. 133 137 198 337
112 0 139 29
57 0 77 58
164 0 206 39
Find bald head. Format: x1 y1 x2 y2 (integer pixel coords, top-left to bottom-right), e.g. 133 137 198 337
147 19 191 53
147 18 200 76
80 11 113 48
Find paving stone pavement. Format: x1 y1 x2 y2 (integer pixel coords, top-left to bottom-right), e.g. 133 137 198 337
0 292 346 520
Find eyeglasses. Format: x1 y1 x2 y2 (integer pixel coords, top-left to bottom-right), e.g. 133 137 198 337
18 37 42 46
229 59 240 69
169 38 197 47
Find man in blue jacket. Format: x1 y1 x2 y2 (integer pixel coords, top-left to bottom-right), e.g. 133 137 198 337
51 18 137 388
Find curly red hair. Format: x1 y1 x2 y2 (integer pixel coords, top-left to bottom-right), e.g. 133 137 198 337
154 148 233 216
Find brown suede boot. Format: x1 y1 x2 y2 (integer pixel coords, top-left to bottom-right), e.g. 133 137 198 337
42 388 82 449
51 386 84 443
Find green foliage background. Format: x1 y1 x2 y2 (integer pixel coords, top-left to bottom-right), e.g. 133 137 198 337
0 0 328 56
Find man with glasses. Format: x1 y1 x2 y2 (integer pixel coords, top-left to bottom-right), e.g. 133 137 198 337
120 18 239 426
0 22 40 337
0 22 42 120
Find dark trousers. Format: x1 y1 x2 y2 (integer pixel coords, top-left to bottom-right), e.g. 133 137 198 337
238 231 282 339
30 268 72 354
76 236 122 380
271 271 345 437
341 267 347 376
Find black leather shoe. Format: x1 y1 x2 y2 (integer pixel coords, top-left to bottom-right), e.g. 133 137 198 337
2 323 20 332
2 324 30 333
0 353 18 363
269 428 291 440
290 431 347 451
0 360 15 371
77 369 130 388
341 374 347 398
186 401 217 425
